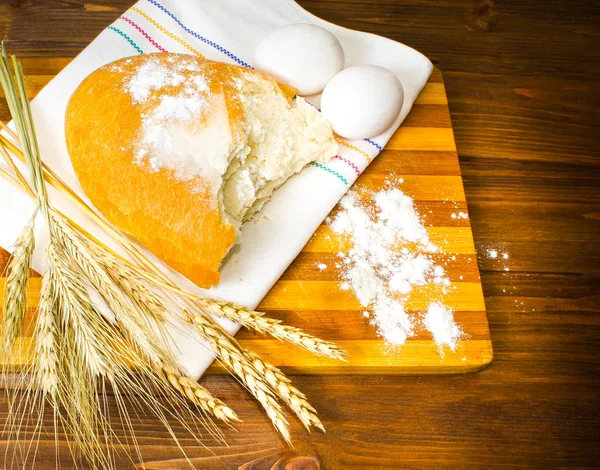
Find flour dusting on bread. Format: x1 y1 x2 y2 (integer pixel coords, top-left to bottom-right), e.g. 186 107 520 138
123 56 206 102
121 56 229 191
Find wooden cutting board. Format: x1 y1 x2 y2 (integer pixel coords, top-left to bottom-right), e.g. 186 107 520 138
0 68 492 375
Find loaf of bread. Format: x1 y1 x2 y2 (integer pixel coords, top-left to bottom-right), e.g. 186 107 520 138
65 53 337 287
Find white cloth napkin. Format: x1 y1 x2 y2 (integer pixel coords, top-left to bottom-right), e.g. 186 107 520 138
0 0 432 379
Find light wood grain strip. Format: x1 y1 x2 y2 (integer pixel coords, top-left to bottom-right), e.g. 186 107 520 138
7 308 492 342
12 279 485 310
10 309 490 342
428 68 443 84
281 252 481 282
386 127 457 151
19 57 73 74
368 150 462 175
236 310 491 341
352 175 466 201
209 339 493 375
413 83 448 105
304 226 477 254
1 338 493 375
258 281 485 311
402 104 453 128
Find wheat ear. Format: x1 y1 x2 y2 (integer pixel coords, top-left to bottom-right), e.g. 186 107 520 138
160 365 240 425
33 246 59 399
50 212 175 370
112 266 168 324
191 309 324 434
198 299 346 361
2 223 35 357
187 311 291 444
105 259 241 426
243 350 325 432
98 248 291 436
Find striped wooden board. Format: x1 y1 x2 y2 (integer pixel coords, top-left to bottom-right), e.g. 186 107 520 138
0 68 492 375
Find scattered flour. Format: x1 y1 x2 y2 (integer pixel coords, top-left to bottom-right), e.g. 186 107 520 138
486 248 509 261
316 263 328 271
330 185 463 352
451 211 469 219
484 247 511 274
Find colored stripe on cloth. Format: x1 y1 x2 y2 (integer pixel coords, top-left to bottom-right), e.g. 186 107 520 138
121 16 168 52
131 7 202 56
334 155 361 176
110 11 354 186
365 138 383 152
310 162 348 185
145 0 254 69
334 136 371 164
107 26 144 54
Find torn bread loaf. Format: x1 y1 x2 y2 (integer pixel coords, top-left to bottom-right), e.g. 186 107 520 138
65 53 337 287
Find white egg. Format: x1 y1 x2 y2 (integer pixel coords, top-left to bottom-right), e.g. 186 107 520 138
254 24 345 96
321 65 404 139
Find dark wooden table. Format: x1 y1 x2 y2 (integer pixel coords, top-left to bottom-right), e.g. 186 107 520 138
1 1 599 468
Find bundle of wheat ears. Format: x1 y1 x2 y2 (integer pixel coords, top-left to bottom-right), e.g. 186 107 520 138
0 49 345 469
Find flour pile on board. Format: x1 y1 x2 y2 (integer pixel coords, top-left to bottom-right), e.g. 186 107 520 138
330 185 463 352
424 302 462 353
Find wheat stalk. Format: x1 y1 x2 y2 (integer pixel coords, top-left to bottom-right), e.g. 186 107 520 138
49 210 247 452
113 266 168 324
34 235 216 468
160 364 239 425
198 299 346 361
99 248 301 443
2 223 35 357
0 137 35 199
0 50 236 469
48 244 110 468
50 212 176 370
243 350 325 432
32 248 59 399
50 243 114 378
46 213 248 434
187 310 291 444
82 216 326 441
190 309 324 434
